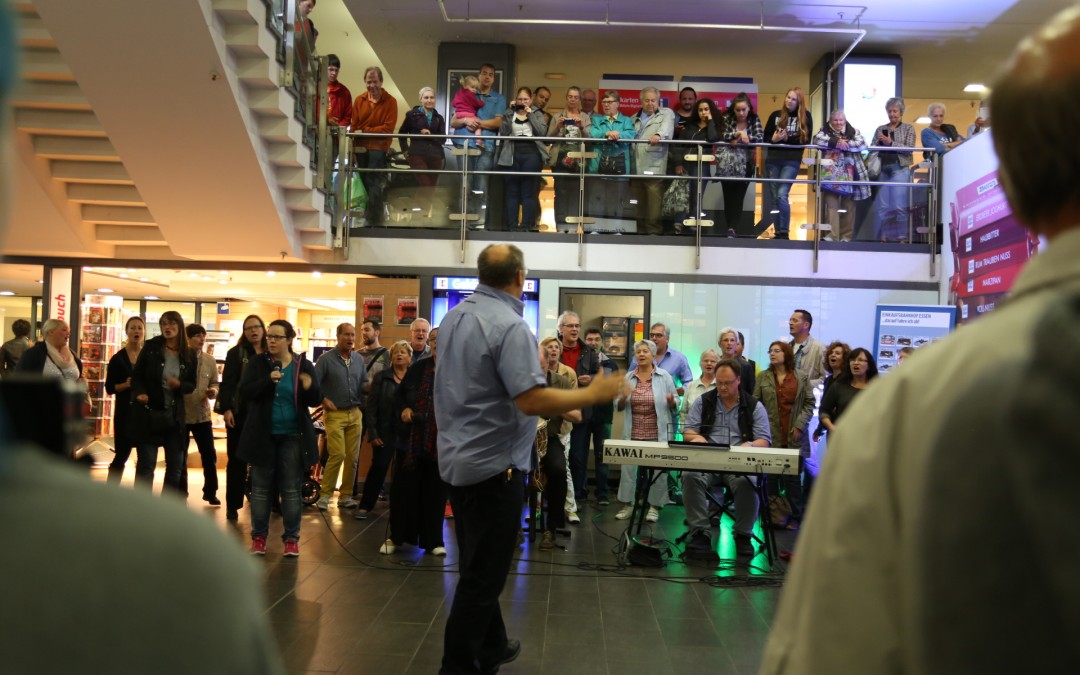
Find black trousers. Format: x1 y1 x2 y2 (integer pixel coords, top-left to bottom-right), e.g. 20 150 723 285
441 470 524 674
389 454 446 550
541 437 567 531
358 439 394 511
187 420 218 497
225 417 248 511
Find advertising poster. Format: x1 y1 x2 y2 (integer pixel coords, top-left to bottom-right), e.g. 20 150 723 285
362 296 384 323
941 131 1041 325
396 297 418 326
873 305 956 373
597 75 678 117
677 77 758 115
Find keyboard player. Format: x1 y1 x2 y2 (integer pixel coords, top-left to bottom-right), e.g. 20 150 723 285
681 358 772 560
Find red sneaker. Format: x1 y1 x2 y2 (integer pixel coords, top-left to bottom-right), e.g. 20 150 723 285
444 502 454 519
283 539 300 557
250 535 267 556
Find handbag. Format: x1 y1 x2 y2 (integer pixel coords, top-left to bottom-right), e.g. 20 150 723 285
662 179 689 217
558 152 581 173
866 151 882 180
128 402 175 443
715 144 744 177
597 152 626 176
820 152 855 195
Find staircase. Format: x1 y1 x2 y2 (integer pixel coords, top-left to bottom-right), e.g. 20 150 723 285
13 2 170 258
208 0 333 253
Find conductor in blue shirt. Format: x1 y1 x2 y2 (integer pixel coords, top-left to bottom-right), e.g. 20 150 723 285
435 243 628 674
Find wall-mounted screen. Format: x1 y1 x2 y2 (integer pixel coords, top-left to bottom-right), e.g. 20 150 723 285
432 276 540 335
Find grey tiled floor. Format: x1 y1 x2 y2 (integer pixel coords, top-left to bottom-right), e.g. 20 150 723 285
102 458 791 674
252 495 791 675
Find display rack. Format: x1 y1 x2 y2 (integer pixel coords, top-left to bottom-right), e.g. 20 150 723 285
80 294 124 438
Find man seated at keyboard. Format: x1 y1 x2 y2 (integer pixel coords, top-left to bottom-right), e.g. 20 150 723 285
681 358 772 560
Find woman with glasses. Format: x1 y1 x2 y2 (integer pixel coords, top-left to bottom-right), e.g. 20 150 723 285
239 320 321 557
818 347 878 438
548 86 592 231
130 311 197 494
754 341 815 527
588 91 635 225
217 314 268 520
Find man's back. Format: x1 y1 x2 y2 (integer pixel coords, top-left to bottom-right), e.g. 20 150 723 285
762 227 1080 672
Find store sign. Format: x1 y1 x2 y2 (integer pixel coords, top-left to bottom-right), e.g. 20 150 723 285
48 268 73 323
873 304 956 373
433 277 537 293
217 302 230 315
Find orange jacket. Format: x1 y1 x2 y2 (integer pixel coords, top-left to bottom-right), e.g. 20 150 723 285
350 91 398 152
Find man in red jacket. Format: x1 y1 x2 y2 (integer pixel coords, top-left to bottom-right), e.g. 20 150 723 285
326 54 351 128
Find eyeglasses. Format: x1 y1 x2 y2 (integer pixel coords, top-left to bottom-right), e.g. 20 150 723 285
648 333 665 338
602 100 618 105
768 348 783 353
266 334 288 341
562 323 581 329
851 357 869 363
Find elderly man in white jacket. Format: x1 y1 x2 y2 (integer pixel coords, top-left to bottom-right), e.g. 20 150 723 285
632 87 675 235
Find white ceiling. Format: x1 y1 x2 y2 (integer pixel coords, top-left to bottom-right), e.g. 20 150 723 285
338 0 1066 100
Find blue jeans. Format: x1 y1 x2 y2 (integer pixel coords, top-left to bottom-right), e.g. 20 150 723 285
250 434 304 542
876 164 911 241
465 146 495 225
766 159 801 235
503 149 542 230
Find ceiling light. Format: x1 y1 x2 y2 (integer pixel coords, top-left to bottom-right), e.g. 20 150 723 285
219 279 228 285
219 270 228 275
915 116 931 124
126 268 136 273
0 291 14 296
266 271 276 277
336 280 346 287
544 73 566 80
201 275 212 281
97 288 114 293
82 266 93 271
144 295 159 300
188 272 198 278
119 273 129 278
963 83 986 93
36 280 43 284
139 277 148 282
312 271 322 278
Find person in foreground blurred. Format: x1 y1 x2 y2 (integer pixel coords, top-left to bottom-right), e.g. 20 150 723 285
762 7 1080 671
0 9 283 669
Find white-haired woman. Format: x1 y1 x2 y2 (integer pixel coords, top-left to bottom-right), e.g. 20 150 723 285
16 318 82 381
921 102 964 158
397 86 445 215
813 110 871 242
614 339 678 523
680 349 720 429
872 97 917 242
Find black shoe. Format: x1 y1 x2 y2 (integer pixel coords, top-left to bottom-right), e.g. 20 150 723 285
204 495 221 506
686 531 711 553
225 508 239 521
483 638 521 674
734 534 755 559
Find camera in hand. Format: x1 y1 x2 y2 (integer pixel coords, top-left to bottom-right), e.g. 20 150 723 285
0 374 89 460
512 104 526 112
563 118 579 127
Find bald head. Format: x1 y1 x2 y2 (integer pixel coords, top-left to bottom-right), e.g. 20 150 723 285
992 5 1080 237
477 244 525 291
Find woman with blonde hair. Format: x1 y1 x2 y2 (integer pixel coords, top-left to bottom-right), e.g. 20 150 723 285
763 87 813 238
356 340 412 520
397 86 445 215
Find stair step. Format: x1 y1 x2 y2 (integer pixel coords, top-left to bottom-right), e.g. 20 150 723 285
67 184 146 205
19 46 74 81
95 224 165 244
247 86 292 115
300 229 333 251
267 140 303 167
34 136 119 161
284 188 318 210
234 56 276 89
14 108 105 136
13 80 91 110
51 160 133 184
82 205 156 225
113 245 179 260
276 165 313 190
15 10 54 48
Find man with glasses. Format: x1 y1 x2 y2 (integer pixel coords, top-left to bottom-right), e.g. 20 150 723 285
649 322 693 397
580 89 598 116
632 87 676 235
409 318 431 363
681 358 772 560
589 91 635 226
558 311 600 506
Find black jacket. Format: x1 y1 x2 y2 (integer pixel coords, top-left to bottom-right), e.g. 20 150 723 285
365 368 406 446
130 336 197 425
398 106 446 158
105 349 136 435
15 341 83 378
237 352 321 468
217 343 258 417
697 388 760 444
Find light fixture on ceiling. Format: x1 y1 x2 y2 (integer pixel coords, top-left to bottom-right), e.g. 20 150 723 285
266 271 276 277
144 295 159 300
336 280 346 287
219 279 228 285
188 272 198 278
312 271 322 278
36 280 43 284
139 277 149 282
97 288 114 293
915 116 931 124
544 73 566 80
119 273 129 278
0 291 14 296
201 275 212 281
219 270 228 275
963 83 986 93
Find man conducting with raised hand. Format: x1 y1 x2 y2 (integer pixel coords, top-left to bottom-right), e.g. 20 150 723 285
435 244 628 674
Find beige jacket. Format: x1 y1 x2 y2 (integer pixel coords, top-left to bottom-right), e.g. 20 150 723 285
184 351 219 424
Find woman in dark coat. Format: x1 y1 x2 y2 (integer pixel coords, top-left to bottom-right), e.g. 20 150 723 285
398 86 445 216
216 314 267 520
355 340 412 519
130 311 197 494
239 319 321 557
105 316 145 484
380 328 446 556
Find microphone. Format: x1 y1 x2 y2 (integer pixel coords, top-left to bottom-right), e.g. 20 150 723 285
272 361 282 383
